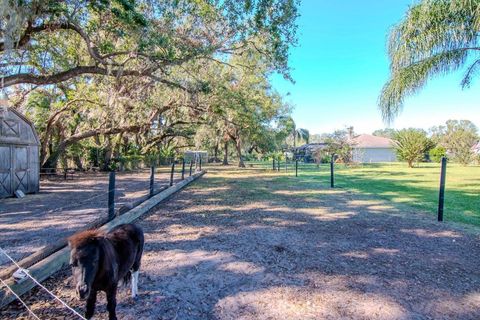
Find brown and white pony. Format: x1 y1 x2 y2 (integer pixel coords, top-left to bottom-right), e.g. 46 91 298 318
68 224 144 320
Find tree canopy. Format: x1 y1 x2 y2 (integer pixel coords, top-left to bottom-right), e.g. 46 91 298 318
1 0 299 87
1 0 301 169
430 119 478 164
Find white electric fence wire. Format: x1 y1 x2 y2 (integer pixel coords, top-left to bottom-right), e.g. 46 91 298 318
0 248 86 320
0 279 41 320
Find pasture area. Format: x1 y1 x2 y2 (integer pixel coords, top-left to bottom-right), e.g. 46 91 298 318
2 165 479 319
251 161 480 227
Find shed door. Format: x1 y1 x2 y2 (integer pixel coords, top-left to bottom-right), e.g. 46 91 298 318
0 145 12 197
13 146 29 193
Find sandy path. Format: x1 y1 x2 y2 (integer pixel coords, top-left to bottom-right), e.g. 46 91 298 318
1 167 480 320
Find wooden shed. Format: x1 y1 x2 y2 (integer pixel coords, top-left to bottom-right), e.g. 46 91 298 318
0 106 40 198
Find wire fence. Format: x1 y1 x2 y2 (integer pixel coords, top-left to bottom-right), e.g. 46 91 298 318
0 158 204 314
0 247 86 319
0 159 202 268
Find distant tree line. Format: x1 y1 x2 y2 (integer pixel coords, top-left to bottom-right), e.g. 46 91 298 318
373 120 479 167
295 119 479 168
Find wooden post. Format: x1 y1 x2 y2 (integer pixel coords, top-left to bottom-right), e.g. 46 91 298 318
438 157 447 222
330 154 335 188
170 162 175 186
295 160 298 177
189 160 193 176
149 166 155 197
181 159 185 180
108 171 116 220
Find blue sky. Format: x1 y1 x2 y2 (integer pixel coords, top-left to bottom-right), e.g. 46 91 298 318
271 0 480 135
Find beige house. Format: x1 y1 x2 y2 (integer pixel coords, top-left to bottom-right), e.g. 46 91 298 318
349 134 397 163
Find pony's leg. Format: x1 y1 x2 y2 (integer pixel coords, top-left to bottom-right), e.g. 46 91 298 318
106 287 118 320
85 290 97 319
131 242 143 299
131 270 139 298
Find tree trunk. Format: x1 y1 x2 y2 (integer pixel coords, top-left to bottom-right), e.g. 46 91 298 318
42 141 67 170
223 141 229 165
101 137 113 171
234 138 245 168
213 142 220 162
73 155 84 170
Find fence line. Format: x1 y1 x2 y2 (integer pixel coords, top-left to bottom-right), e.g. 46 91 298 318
26 166 180 216
245 159 452 223
0 279 41 320
0 247 86 319
0 163 194 271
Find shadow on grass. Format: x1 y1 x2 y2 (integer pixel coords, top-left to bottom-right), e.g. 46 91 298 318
240 163 480 227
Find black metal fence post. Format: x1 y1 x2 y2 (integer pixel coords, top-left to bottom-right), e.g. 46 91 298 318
149 166 155 197
295 160 298 177
199 157 202 171
170 161 175 186
438 157 447 222
181 159 185 180
189 160 193 176
330 154 335 188
108 171 116 220
277 160 280 172
273 159 275 170
285 159 287 172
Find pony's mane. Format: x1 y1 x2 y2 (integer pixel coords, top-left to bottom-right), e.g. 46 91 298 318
68 229 105 248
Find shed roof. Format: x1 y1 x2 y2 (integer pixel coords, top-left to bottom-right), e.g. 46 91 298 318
349 134 394 149
0 107 40 146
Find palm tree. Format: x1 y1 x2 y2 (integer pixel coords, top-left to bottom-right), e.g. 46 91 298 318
292 127 310 148
379 1 480 123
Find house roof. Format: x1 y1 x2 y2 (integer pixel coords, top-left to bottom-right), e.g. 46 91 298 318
349 134 394 149
295 143 327 152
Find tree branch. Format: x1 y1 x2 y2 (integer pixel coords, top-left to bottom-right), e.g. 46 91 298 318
2 65 155 87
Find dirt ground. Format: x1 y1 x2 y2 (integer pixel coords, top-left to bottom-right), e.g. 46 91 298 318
1 166 480 320
0 169 176 266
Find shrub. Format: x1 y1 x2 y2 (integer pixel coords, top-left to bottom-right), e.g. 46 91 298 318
429 146 447 163
393 129 433 168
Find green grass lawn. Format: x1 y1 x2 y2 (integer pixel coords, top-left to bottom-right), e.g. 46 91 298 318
245 161 480 227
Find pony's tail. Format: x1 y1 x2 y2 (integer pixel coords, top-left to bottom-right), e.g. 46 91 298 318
122 270 131 287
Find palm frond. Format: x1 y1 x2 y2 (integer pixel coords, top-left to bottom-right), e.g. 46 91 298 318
379 48 468 123
380 0 480 122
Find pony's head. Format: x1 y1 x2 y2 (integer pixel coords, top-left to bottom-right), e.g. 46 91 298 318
68 230 105 299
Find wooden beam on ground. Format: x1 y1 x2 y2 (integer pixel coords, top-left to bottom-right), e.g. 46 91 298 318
0 185 170 280
0 170 206 308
